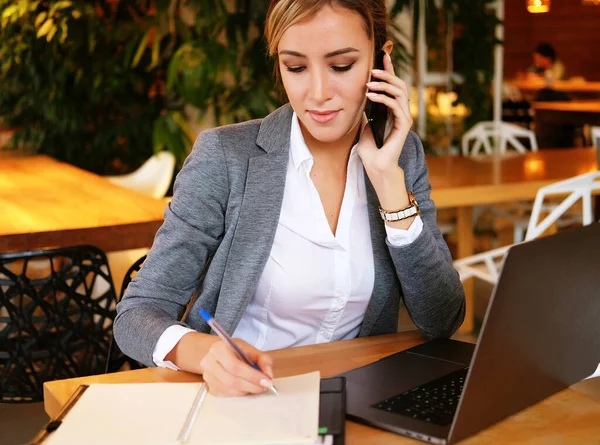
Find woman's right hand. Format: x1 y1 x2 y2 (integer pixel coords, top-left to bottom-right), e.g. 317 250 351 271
199 338 274 397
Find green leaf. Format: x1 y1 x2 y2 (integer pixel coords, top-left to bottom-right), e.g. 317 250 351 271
131 28 151 68
1 5 17 21
149 32 160 69
36 19 54 38
28 1 41 12
166 44 185 92
50 1 72 15
46 25 57 42
59 21 68 43
153 115 168 151
34 12 47 28
171 112 193 145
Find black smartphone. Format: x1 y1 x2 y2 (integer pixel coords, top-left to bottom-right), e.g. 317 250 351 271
366 49 390 148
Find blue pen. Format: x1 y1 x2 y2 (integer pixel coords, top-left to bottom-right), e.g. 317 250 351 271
199 309 279 395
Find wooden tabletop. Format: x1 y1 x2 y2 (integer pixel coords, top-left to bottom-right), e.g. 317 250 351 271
0 155 166 253
533 102 600 129
532 100 600 113
428 148 598 209
43 332 600 445
507 79 600 94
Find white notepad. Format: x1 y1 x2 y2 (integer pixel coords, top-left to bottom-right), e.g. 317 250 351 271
45 371 320 445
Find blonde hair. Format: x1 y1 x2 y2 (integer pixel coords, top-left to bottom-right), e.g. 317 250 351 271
264 0 388 96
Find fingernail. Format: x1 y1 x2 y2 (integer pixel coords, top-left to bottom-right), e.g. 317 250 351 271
372 69 384 74
366 82 377 87
366 92 377 97
260 378 273 389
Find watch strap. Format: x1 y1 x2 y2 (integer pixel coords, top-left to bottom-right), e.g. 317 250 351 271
379 192 420 222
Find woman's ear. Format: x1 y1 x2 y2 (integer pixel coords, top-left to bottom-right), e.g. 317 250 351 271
382 40 394 56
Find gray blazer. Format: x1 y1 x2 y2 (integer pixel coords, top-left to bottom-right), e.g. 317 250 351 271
114 104 465 367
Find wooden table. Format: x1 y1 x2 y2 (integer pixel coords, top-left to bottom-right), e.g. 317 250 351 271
507 79 600 97
427 148 598 331
533 100 600 127
4 151 597 331
0 155 166 253
43 332 600 445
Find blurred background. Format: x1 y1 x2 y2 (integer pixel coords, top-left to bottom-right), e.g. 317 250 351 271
1 1 598 174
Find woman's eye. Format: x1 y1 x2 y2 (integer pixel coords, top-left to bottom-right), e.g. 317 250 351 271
286 66 305 73
332 63 355 72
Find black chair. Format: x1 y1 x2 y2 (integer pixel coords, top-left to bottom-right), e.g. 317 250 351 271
534 87 570 102
534 88 576 148
104 253 213 373
502 100 533 129
0 246 117 402
105 255 147 373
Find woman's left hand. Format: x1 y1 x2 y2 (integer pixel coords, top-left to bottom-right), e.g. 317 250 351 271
356 51 413 179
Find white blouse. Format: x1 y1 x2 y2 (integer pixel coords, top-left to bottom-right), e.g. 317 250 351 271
152 113 423 368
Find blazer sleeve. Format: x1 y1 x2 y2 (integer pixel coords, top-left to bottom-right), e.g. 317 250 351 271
114 129 228 366
387 132 466 338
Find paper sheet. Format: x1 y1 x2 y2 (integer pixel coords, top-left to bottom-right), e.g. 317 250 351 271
190 372 320 445
45 382 199 445
44 371 320 445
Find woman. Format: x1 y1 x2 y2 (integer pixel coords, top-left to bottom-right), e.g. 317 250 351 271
114 0 465 397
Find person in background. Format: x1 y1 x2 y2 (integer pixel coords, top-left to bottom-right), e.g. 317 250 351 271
114 0 465 397
529 42 566 83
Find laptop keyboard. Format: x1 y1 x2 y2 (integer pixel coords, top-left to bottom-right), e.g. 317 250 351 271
372 367 469 426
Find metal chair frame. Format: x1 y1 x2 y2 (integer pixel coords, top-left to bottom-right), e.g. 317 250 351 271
0 246 117 402
105 255 147 374
454 171 600 284
462 121 538 156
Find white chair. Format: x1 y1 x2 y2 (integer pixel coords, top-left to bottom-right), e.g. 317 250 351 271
461 122 539 243
462 121 538 156
106 151 176 199
454 171 600 284
592 126 600 149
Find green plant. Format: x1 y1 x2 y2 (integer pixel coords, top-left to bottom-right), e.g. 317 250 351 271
137 0 280 126
452 0 502 129
132 0 410 142
391 0 502 130
0 0 169 174
0 0 285 171
1 0 499 174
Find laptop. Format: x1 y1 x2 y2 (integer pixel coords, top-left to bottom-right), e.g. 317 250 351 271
340 223 600 444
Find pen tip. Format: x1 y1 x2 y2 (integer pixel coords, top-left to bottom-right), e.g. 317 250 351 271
271 385 280 396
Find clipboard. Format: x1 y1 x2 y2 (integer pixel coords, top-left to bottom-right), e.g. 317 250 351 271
29 384 89 445
30 377 346 445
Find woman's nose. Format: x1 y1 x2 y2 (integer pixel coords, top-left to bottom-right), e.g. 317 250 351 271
309 69 333 103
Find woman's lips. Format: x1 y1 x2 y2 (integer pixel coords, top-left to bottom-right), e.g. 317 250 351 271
309 110 339 124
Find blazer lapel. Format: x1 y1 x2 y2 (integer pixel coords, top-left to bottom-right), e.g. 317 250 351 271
215 105 293 334
359 173 400 337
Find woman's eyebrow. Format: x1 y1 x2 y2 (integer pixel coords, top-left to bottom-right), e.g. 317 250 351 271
278 47 360 58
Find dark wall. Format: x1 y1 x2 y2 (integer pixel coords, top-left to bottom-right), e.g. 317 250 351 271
504 0 600 81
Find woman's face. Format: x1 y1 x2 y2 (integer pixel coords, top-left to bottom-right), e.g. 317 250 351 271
278 5 373 146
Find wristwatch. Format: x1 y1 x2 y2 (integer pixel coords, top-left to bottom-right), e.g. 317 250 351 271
378 192 420 222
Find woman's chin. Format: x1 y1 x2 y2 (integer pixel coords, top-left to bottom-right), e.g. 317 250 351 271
303 124 357 145
310 131 345 143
